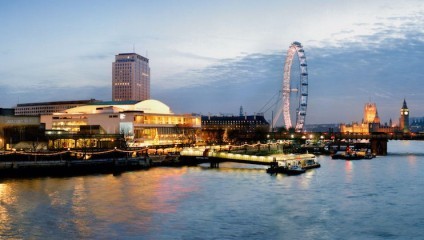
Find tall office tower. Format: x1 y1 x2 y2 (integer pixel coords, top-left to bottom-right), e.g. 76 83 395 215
399 99 410 133
112 53 150 101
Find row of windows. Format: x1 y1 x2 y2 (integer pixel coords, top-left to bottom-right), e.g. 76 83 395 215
114 74 132 78
50 117 199 131
114 92 132 97
15 105 83 115
52 122 86 127
114 62 149 68
115 59 135 63
52 116 87 120
114 68 149 73
115 65 132 69
203 121 266 125
17 105 79 111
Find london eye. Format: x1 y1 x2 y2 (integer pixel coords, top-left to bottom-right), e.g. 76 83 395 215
273 41 308 132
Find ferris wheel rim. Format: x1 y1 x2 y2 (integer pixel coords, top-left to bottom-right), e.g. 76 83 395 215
282 41 308 132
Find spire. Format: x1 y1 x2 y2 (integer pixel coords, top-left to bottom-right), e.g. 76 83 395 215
373 110 380 124
402 99 408 109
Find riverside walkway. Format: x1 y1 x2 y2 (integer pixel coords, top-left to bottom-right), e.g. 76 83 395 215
0 149 151 177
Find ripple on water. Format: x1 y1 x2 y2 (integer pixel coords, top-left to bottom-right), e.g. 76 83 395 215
1 143 424 239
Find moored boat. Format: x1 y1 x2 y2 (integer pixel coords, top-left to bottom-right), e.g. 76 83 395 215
331 146 373 160
301 158 321 169
285 165 306 175
266 160 306 175
331 152 362 160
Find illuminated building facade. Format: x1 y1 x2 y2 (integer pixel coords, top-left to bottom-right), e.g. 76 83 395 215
201 114 269 143
202 115 269 131
0 111 40 150
15 99 99 116
112 53 150 101
399 99 410 133
340 103 381 134
340 101 408 134
363 103 379 124
40 99 201 149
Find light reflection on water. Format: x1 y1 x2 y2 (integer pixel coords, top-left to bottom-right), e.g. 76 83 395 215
0 183 14 238
0 141 423 239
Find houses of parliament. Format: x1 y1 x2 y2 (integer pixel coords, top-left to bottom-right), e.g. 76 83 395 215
340 99 410 134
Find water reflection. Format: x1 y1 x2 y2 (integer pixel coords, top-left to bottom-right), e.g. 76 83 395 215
0 183 14 237
407 155 417 166
344 160 353 183
300 169 317 189
71 177 92 238
1 141 424 239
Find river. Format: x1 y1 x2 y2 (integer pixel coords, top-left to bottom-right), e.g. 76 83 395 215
1 141 423 239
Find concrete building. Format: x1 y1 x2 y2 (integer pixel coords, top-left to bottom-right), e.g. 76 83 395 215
40 99 201 149
201 114 269 144
201 114 269 131
112 53 150 101
0 109 40 150
15 99 99 116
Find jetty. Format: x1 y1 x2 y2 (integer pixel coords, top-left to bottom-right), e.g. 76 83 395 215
179 147 317 168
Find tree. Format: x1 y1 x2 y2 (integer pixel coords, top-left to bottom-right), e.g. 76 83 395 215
252 126 269 142
276 126 287 133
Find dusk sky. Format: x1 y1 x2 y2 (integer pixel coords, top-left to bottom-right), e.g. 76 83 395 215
1 0 423 125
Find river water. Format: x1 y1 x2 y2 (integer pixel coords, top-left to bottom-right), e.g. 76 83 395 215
1 141 423 240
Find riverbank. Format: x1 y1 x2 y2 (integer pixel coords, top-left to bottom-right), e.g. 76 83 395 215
0 149 151 178
0 157 151 178
1 141 424 239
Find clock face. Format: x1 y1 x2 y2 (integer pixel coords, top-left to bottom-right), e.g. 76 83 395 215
405 111 409 115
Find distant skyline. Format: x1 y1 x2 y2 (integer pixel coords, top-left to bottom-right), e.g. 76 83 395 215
1 0 424 124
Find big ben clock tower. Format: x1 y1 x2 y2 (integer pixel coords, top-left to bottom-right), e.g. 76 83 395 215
399 99 410 133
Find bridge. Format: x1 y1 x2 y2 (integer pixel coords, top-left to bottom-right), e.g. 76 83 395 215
270 131 424 155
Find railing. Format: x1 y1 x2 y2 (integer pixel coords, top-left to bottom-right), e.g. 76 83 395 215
0 148 148 161
270 132 424 141
180 147 315 164
210 152 275 164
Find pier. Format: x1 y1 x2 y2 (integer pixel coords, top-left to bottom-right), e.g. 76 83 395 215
180 147 316 168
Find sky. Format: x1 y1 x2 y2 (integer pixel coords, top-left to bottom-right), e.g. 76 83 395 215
1 0 424 125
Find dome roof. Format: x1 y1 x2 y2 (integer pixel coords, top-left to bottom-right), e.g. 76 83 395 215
134 99 173 114
62 99 173 114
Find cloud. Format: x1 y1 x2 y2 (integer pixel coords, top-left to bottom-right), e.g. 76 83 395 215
154 10 424 124
79 53 111 61
170 50 219 62
2 4 424 126
0 85 110 107
155 51 283 90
